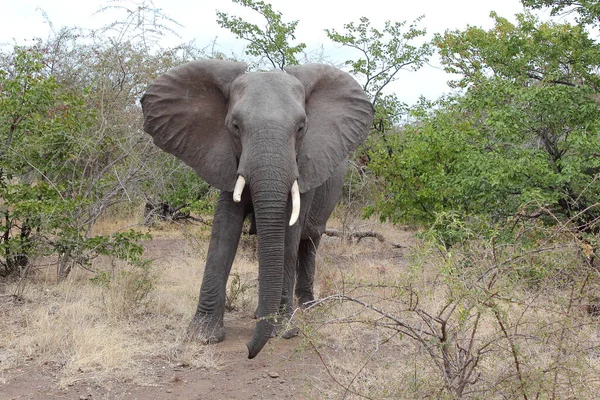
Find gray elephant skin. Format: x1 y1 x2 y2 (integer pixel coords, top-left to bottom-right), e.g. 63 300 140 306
141 60 373 358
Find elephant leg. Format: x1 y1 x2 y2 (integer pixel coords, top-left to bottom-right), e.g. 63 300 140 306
251 211 296 322
248 212 257 235
295 236 321 307
188 191 247 343
281 223 303 311
274 190 314 339
294 161 345 307
276 225 301 339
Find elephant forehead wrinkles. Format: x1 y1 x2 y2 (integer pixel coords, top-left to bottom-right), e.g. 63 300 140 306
239 72 305 104
230 73 306 128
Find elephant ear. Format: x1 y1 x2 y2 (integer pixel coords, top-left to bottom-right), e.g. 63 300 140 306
141 59 247 192
285 64 373 192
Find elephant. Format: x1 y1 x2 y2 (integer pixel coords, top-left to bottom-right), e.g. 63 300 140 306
141 60 373 359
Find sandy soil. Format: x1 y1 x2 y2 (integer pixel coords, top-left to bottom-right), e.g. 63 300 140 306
1 223 415 400
2 320 326 399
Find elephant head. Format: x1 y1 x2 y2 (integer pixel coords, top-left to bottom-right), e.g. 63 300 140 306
141 60 373 357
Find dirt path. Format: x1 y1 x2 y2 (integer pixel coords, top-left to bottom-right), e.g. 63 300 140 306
1 225 415 400
2 319 328 400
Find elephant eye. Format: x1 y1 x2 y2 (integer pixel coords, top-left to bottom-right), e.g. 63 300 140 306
232 121 240 132
297 124 305 133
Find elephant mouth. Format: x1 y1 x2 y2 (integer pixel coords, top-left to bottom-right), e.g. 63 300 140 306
232 175 301 226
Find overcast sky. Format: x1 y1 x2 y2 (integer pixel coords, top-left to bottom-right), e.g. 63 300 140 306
2 0 538 104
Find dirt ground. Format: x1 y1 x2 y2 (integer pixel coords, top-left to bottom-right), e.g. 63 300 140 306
2 320 327 399
1 221 416 400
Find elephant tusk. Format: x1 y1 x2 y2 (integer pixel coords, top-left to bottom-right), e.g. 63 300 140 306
289 180 300 226
233 175 245 203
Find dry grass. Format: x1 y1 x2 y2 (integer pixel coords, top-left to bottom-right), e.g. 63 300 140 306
2 213 599 398
0 220 219 388
1 275 150 387
292 230 600 399
0 209 266 390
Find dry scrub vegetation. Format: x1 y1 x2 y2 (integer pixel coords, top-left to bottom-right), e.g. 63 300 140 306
2 1 599 398
293 218 600 399
0 217 223 389
1 212 600 399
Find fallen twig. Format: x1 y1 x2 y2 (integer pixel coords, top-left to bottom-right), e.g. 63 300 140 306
324 229 405 248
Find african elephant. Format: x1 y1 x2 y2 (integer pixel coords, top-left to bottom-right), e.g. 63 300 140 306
141 60 373 358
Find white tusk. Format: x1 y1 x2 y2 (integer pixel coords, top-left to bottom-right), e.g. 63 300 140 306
289 180 300 226
233 175 245 203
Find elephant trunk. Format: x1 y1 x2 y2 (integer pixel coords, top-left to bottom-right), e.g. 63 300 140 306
246 181 289 359
244 145 296 359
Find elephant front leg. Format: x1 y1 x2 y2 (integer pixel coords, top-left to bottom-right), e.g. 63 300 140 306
275 192 312 339
296 236 321 307
275 225 301 339
188 191 246 343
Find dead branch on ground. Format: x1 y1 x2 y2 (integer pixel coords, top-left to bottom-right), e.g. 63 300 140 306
324 229 405 248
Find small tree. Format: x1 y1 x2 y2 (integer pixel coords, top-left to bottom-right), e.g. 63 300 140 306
325 17 432 108
522 0 600 26
0 2 208 280
216 0 306 69
367 12 600 261
326 17 431 135
0 45 150 279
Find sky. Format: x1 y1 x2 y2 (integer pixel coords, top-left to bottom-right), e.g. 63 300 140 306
1 0 540 105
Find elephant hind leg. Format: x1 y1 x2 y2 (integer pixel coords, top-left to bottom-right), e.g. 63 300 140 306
295 236 321 307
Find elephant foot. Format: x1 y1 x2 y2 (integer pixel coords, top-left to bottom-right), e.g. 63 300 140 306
271 308 300 339
297 293 315 308
280 325 300 339
186 315 225 344
272 320 300 339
